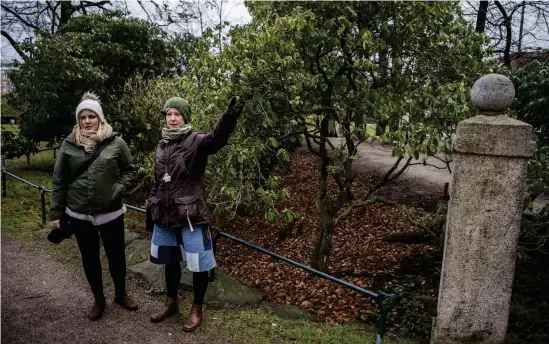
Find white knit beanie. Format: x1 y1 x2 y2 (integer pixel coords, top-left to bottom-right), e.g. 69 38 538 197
75 92 105 123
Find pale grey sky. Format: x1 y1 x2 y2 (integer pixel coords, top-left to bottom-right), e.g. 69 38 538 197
0 0 251 61
2 1 548 62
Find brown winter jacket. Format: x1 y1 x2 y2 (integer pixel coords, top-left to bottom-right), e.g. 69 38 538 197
148 111 238 229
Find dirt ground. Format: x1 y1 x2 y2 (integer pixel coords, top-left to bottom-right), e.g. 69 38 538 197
1 238 199 344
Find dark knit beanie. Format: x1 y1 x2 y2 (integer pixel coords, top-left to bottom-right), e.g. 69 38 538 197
162 97 191 123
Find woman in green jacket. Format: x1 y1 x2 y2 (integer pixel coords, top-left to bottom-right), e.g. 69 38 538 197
50 92 138 320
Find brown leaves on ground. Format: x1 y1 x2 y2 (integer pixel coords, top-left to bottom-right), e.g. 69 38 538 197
214 153 438 325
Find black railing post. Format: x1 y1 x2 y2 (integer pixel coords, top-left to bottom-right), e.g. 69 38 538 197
39 187 47 225
375 292 395 344
1 160 6 198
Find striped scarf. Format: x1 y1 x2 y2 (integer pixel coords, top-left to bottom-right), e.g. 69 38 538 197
161 124 192 143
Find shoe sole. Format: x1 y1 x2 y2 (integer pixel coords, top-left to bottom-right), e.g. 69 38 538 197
150 310 178 323
182 324 200 333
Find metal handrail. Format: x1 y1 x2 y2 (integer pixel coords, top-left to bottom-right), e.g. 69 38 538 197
1 166 395 344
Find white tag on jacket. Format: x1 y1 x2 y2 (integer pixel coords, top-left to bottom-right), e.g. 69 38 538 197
186 207 194 232
187 216 194 232
162 172 171 183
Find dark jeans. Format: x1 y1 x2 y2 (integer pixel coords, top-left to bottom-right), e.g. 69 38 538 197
72 214 127 299
165 263 208 305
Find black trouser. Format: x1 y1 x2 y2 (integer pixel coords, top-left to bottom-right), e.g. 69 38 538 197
165 263 208 305
73 215 127 300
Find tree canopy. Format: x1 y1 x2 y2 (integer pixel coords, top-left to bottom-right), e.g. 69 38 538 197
9 11 179 146
210 1 491 270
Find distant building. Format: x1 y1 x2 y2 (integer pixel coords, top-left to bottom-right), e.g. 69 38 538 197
509 49 549 69
0 60 18 94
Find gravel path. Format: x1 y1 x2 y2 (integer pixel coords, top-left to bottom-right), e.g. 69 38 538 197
1 238 199 344
298 138 453 209
299 138 549 211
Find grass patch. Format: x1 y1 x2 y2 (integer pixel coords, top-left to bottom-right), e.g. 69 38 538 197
1 124 20 133
366 124 376 137
187 306 416 344
3 149 57 171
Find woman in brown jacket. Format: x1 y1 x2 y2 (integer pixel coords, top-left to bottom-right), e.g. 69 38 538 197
147 96 244 331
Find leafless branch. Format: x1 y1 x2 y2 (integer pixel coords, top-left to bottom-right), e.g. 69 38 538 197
304 132 322 158
1 3 45 33
81 1 111 9
1 30 26 58
387 156 413 182
137 0 155 23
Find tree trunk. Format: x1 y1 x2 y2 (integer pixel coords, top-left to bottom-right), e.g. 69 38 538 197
475 1 489 33
494 1 512 67
60 1 74 27
518 1 525 52
311 206 335 272
376 118 388 136
327 119 337 137
342 115 355 200
311 117 335 272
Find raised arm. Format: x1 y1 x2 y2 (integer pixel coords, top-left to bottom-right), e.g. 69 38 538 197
197 97 245 155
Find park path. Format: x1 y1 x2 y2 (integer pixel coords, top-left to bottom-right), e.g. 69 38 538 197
298 137 549 210
298 138 453 208
1 237 201 344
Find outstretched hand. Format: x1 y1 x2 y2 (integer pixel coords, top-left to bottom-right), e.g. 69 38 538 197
226 96 246 117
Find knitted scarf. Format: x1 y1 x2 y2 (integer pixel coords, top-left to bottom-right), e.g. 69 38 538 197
73 122 113 153
161 124 192 143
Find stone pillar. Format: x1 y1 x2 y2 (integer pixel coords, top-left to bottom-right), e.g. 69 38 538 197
431 74 536 344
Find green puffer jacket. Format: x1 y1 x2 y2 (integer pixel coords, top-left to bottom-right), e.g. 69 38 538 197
50 132 136 220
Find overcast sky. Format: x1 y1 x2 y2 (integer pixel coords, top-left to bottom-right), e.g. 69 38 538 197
1 0 251 61
2 1 548 62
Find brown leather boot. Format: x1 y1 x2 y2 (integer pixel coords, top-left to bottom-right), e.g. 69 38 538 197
183 304 202 333
87 294 106 321
114 293 138 311
150 297 178 323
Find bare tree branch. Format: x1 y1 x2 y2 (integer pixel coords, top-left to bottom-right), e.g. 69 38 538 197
1 3 45 33
494 1 512 66
1 30 26 58
387 156 413 182
466 0 549 60
304 132 322 159
46 1 61 34
80 2 88 15
137 0 155 23
81 1 111 9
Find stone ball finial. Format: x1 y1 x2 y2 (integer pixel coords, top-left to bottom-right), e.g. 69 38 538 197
470 74 515 113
